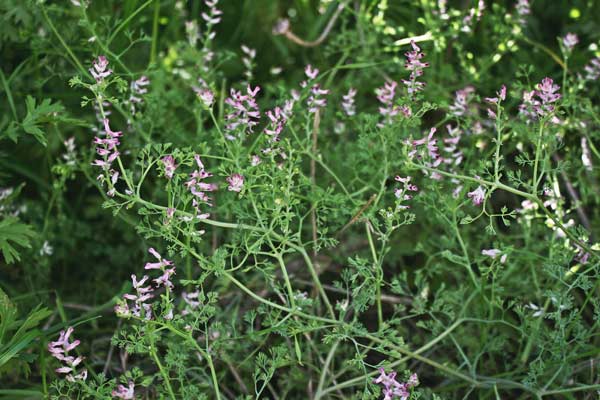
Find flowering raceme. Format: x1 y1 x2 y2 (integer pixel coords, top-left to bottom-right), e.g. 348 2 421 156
48 327 88 382
186 155 216 219
302 65 329 114
373 368 419 400
224 85 261 137
402 41 429 96
89 55 111 82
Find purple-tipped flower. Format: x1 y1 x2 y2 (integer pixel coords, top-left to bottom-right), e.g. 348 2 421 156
90 55 111 83
449 86 475 117
519 77 561 123
584 57 600 81
341 88 357 116
482 248 507 263
410 127 439 160
48 327 88 382
264 107 287 142
402 41 429 95
485 84 507 104
301 66 329 114
202 0 222 26
562 33 579 53
226 173 244 192
112 382 135 399
161 155 177 179
186 155 216 219
515 0 530 25
145 248 173 270
195 87 214 107
467 186 486 206
304 64 319 80
376 81 399 126
373 368 418 400
224 85 261 135
394 175 418 210
128 76 150 114
117 274 154 319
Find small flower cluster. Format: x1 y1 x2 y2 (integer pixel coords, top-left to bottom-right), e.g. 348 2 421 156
89 55 111 83
48 327 88 382
201 0 222 29
116 248 176 320
373 369 419 400
264 106 289 143
562 33 578 54
449 86 475 117
341 88 357 116
584 57 600 81
482 248 507 263
226 173 244 192
467 185 486 206
93 118 122 197
161 155 178 179
402 41 429 96
461 0 485 33
519 77 561 123
241 44 256 84
112 382 135 399
302 65 329 114
376 81 400 127
185 155 216 219
515 0 531 26
128 75 150 115
393 175 418 210
224 85 261 137
484 84 507 119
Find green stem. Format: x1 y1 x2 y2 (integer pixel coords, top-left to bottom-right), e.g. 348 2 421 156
150 0 160 65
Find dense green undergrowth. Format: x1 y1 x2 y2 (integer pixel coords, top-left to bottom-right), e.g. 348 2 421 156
1 0 600 399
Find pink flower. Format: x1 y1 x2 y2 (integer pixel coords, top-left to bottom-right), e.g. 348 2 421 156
154 267 176 289
195 88 214 107
410 127 439 160
449 86 475 117
516 0 530 25
584 57 600 81
373 368 418 400
305 64 319 80
186 155 216 218
90 55 111 82
224 85 261 134
48 327 88 382
264 107 287 142
562 33 579 53
376 81 399 126
341 88 357 116
226 173 244 192
467 186 486 206
112 381 135 399
519 77 561 123
145 248 173 270
201 0 222 25
482 248 507 263
118 274 154 319
402 41 429 95
161 155 177 179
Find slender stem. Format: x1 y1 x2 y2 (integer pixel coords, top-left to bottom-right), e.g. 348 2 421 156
532 121 545 192
148 331 176 400
150 0 160 65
